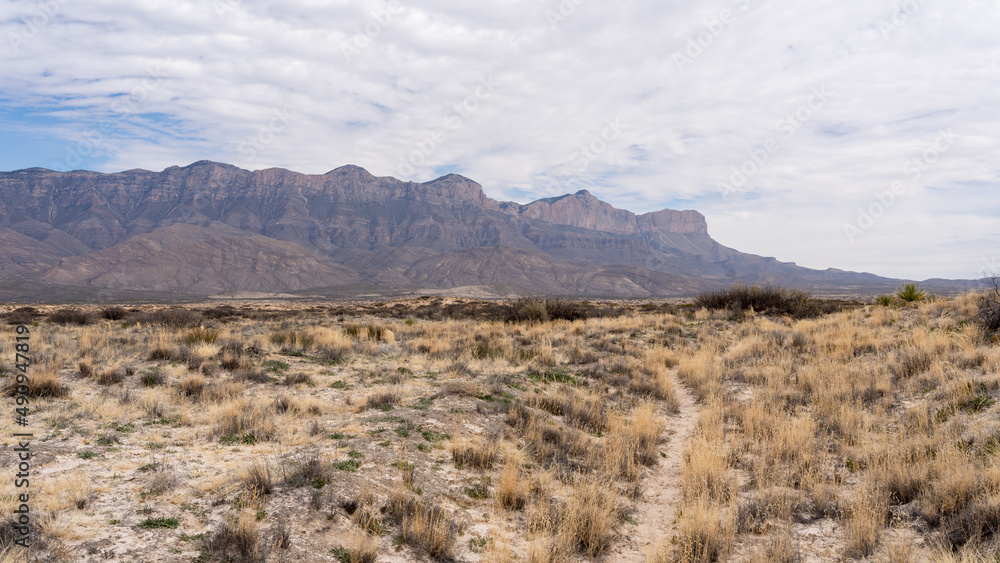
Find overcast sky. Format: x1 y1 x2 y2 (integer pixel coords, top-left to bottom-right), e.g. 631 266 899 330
2 0 998 280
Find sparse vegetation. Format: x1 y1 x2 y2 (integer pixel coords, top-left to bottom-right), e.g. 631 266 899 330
896 282 927 303
694 282 822 318
1 293 997 561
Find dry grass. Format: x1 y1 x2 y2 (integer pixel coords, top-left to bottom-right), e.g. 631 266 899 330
4 293 998 561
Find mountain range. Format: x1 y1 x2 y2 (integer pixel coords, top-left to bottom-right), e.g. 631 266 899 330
0 161 974 301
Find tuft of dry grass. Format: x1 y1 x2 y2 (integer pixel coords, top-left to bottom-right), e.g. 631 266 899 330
495 460 528 511
204 509 269 563
213 398 277 443
452 440 499 470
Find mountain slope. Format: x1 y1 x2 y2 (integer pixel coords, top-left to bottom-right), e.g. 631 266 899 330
0 161 901 299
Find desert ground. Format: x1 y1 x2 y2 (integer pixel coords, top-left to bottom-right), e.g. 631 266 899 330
1 287 998 562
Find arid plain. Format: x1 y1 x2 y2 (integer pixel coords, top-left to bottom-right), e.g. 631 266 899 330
1 288 999 562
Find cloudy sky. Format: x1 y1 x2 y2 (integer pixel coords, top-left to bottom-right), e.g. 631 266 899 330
2 0 998 280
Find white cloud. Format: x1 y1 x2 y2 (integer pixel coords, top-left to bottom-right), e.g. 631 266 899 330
1 0 998 279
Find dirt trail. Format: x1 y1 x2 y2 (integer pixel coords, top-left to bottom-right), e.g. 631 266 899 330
612 373 700 563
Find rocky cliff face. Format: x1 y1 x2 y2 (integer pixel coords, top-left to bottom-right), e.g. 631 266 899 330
503 190 708 236
0 161 891 298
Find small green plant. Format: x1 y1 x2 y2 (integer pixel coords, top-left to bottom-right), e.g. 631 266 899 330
139 516 179 529
77 451 96 460
336 459 361 472
896 283 926 303
142 370 165 387
264 360 290 373
331 547 352 563
875 294 894 306
469 535 492 553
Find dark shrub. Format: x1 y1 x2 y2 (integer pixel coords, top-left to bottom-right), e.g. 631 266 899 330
5 306 39 325
694 283 820 319
977 276 1000 334
101 306 127 320
48 308 92 325
500 297 602 323
141 308 201 327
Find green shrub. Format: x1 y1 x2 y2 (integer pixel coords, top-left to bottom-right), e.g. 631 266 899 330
896 283 926 303
139 516 179 529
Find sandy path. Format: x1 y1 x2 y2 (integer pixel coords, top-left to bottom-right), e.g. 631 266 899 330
612 373 700 562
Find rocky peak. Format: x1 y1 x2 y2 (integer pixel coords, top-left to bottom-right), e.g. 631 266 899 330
503 188 707 236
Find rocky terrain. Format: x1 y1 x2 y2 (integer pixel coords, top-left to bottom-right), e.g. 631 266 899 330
0 161 926 299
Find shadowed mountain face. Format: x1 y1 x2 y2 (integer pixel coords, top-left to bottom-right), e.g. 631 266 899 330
0 161 898 299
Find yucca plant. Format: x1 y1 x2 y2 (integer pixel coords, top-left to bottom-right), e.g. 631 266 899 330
896 283 926 303
875 295 894 307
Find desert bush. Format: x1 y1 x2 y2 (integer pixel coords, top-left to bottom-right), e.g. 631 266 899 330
3 363 67 398
452 440 499 470
332 535 379 563
240 461 273 496
672 500 730 563
202 381 245 403
203 305 238 320
500 297 596 324
96 368 125 385
284 451 330 488
141 370 166 387
100 306 126 320
894 348 933 379
943 495 1000 548
875 295 895 307
178 374 206 398
142 308 201 327
976 276 1000 334
563 477 620 557
204 510 269 563
896 283 926 303
270 329 315 351
495 461 528 510
147 344 182 361
214 398 277 443
284 372 312 386
694 283 817 318
844 482 889 558
233 368 270 384
48 308 92 325
364 390 401 411
5 306 39 325
389 493 459 560
183 326 220 344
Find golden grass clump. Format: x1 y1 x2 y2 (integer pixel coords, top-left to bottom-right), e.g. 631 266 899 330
213 397 277 443
495 460 528 510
